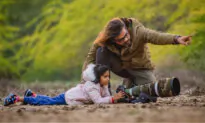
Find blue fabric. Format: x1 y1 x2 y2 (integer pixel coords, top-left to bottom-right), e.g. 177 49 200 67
24 93 66 105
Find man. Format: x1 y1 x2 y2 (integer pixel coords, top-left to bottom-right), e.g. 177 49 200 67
82 17 192 89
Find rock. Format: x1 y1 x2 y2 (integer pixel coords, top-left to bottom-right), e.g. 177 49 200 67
141 104 146 108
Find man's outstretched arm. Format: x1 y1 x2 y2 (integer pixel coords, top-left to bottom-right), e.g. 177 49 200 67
136 25 192 45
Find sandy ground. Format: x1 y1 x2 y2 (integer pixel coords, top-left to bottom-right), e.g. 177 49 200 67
1 68 205 122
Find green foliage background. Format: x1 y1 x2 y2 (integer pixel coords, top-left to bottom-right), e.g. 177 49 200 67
0 0 205 81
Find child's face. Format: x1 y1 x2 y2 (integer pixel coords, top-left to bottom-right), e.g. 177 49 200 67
100 70 110 86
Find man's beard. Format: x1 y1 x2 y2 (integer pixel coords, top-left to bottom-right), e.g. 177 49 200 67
122 39 131 47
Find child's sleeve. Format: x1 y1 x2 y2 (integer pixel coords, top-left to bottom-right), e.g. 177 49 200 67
84 82 114 104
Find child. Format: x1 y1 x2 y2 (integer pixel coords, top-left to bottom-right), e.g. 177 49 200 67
3 64 125 106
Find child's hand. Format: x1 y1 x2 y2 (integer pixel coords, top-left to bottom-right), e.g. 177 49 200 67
113 91 125 100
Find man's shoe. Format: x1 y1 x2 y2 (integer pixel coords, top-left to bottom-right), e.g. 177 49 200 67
130 92 157 103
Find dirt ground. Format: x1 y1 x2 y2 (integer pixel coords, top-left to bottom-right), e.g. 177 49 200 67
1 68 205 122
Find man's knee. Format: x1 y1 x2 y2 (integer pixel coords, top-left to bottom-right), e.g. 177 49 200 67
96 47 110 66
96 47 122 72
96 47 134 80
128 70 156 85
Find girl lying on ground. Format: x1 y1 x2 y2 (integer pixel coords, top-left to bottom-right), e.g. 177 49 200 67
4 64 125 106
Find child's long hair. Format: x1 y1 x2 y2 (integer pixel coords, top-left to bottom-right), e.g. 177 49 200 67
93 64 110 84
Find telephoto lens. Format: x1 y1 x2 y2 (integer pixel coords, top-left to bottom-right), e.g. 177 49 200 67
126 77 180 97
